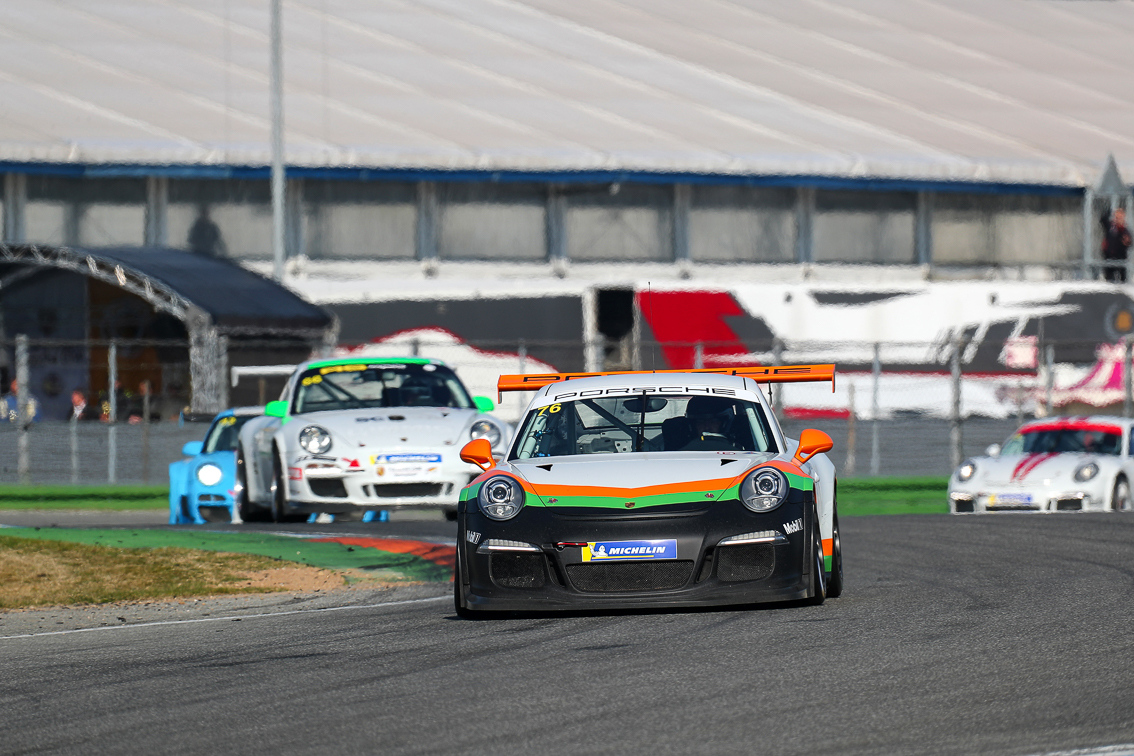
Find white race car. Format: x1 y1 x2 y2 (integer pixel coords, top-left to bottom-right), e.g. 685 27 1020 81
949 416 1134 513
237 357 511 522
452 365 842 615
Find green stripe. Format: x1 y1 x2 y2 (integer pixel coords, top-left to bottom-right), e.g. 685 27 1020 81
824 554 833 571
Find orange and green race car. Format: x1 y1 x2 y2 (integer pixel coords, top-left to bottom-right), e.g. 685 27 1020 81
453 365 842 616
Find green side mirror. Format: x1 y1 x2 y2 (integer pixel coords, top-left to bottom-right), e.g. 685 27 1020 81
264 400 288 418
473 396 495 412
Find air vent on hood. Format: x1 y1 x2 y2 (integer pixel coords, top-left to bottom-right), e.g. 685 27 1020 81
720 459 738 465
536 464 553 471
389 415 405 421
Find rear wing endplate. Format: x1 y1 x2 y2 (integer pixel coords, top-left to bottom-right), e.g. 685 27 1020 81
497 364 835 401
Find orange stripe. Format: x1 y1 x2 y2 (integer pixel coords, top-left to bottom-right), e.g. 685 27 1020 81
497 364 836 393
310 537 455 569
822 538 833 557
528 476 739 499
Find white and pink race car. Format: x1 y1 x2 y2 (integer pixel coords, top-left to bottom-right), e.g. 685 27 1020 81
949 416 1134 513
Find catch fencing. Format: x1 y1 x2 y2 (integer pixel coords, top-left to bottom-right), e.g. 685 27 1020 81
1 333 1128 484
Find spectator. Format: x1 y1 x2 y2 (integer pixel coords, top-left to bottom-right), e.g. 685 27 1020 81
3 379 40 428
1102 208 1132 283
188 204 227 258
71 389 98 421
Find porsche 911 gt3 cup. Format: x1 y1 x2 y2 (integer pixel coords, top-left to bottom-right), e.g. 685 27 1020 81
949 416 1134 513
237 357 511 522
452 365 844 616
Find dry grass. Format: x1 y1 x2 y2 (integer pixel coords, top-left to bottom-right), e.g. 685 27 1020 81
0 535 345 609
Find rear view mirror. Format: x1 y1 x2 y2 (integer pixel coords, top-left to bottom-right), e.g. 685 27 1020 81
985 443 1001 458
460 438 496 472
264 400 287 418
474 396 495 412
623 397 668 413
182 441 204 457
792 429 833 466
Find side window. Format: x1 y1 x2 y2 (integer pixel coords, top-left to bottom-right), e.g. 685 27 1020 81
1128 428 1134 456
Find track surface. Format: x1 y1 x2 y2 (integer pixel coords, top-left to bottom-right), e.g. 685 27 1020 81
4 513 1134 756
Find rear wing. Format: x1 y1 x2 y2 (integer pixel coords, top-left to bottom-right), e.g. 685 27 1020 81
497 364 835 401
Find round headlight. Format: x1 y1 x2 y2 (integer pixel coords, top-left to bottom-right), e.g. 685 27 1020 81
957 460 976 482
1074 462 1099 482
299 425 332 455
196 463 223 487
470 419 502 448
477 475 525 520
740 468 788 512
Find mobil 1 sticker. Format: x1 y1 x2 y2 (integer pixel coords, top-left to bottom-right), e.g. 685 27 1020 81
582 539 677 562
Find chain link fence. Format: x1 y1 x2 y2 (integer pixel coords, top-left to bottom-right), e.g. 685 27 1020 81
2 333 1129 484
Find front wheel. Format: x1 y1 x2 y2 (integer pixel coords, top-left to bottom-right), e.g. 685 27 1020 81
826 510 844 599
453 558 479 619
270 452 292 524
807 511 826 606
1113 477 1131 512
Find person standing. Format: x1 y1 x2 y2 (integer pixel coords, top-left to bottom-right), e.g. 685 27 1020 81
1102 208 1132 283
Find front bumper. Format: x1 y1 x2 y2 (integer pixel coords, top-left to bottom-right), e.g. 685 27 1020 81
455 494 818 612
950 490 1098 513
284 465 479 513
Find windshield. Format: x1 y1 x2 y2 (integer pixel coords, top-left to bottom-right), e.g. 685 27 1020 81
510 394 777 460
204 414 255 453
292 362 474 414
1001 427 1122 456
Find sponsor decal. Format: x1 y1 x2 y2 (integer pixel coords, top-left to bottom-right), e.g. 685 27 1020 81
1011 453 1057 482
582 539 677 561
371 453 443 464
783 518 803 534
287 467 304 481
553 386 736 401
355 416 388 423
466 531 482 544
989 493 1032 504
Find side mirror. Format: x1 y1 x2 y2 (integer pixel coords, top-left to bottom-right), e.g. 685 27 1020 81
985 443 1001 458
473 396 495 412
182 441 204 457
460 438 496 472
264 400 288 419
792 429 833 467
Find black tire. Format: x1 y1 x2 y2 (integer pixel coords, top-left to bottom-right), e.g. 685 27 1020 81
453 557 478 619
1113 476 1131 512
826 510 844 599
444 508 459 522
807 509 826 606
235 448 263 522
270 450 292 524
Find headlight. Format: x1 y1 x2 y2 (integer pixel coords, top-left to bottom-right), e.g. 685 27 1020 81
470 419 502 448
298 425 332 454
740 468 788 512
196 463 223 487
477 476 524 520
1074 462 1099 482
957 460 976 482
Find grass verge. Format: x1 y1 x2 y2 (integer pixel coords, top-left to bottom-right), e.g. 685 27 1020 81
0 485 167 510
0 534 333 609
840 476 949 516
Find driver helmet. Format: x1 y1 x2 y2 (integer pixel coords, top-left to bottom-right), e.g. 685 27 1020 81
685 395 734 432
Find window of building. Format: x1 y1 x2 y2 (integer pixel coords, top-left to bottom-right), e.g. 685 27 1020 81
813 190 916 264
932 193 1080 266
25 177 146 247
566 184 673 262
168 179 271 260
437 182 546 261
304 180 416 260
689 185 795 263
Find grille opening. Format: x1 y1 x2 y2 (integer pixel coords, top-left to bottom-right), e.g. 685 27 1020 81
1055 498 1083 511
715 543 774 582
309 478 348 498
696 550 714 583
365 483 444 498
566 560 693 592
490 554 547 589
954 500 975 513
197 494 225 502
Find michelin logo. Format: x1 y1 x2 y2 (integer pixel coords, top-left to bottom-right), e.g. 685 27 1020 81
783 518 803 535
584 539 677 561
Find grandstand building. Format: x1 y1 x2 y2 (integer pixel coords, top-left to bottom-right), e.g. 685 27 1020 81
2 0 1134 410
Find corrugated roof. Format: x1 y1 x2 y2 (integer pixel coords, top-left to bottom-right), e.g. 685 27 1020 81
1 0 1133 186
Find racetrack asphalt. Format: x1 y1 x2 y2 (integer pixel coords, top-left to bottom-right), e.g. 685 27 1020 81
3 513 1134 756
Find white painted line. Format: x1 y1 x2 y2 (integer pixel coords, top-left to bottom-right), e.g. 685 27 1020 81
0 595 448 641
1025 746 1134 756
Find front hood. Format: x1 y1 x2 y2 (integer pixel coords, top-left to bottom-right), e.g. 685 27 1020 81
976 453 1099 486
290 407 481 452
507 452 780 509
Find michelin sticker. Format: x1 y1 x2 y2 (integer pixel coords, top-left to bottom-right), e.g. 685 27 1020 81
583 539 677 561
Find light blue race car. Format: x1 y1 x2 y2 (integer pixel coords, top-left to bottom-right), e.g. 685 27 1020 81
169 407 263 524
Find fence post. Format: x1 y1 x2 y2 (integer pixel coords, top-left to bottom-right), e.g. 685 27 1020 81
142 380 152 484
70 403 79 484
1125 337 1133 419
870 343 880 476
845 381 856 477
1044 344 1055 416
950 337 963 471
15 334 29 484
108 340 118 485
693 342 703 370
771 339 783 418
218 336 230 411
